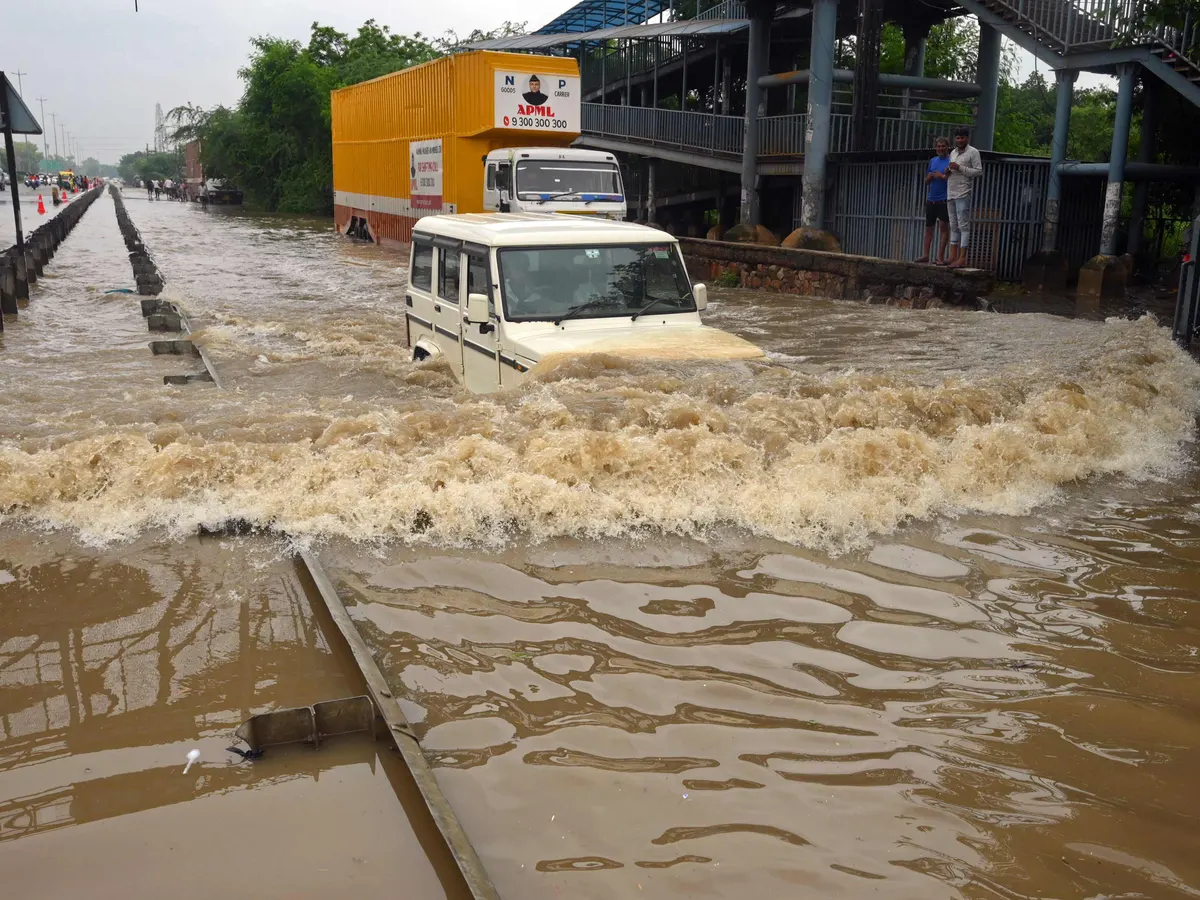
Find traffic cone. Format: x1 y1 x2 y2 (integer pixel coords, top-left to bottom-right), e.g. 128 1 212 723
37 195 46 215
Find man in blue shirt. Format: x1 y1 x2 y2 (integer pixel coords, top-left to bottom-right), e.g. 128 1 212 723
916 137 951 264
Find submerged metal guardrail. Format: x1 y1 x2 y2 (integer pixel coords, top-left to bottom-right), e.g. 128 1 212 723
1 185 102 328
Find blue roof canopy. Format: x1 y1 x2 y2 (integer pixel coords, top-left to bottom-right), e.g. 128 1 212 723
535 0 669 34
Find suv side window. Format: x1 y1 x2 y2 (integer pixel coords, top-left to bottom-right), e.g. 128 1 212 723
411 243 433 292
439 248 460 303
466 254 495 318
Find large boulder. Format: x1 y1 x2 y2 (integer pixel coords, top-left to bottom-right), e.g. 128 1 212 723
781 227 842 253
723 223 780 246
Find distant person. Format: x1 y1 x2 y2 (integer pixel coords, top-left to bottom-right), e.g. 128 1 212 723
946 126 983 269
916 137 951 264
146 180 154 200
522 74 548 106
154 180 162 200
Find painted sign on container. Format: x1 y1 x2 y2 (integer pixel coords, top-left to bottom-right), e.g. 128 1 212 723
410 138 443 209
495 71 580 132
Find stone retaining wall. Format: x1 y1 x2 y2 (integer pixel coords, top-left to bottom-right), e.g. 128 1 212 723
679 238 995 308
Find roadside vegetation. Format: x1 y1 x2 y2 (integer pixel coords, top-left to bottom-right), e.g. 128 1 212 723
168 20 524 214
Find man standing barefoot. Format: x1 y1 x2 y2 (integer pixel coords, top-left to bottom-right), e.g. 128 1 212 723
916 137 951 264
946 127 983 269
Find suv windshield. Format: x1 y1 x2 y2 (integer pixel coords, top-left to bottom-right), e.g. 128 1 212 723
515 160 622 198
498 244 696 322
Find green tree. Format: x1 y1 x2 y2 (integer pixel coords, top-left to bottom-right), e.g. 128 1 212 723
118 149 184 184
1 140 43 174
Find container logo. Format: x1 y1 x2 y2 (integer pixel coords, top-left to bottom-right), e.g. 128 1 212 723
410 138 443 210
496 70 580 133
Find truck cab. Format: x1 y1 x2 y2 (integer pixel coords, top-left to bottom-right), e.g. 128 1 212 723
483 148 626 221
404 214 763 394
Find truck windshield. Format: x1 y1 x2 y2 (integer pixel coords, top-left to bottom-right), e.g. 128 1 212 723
515 161 622 198
498 245 695 322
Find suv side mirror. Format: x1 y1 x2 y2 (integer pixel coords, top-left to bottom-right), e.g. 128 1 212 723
466 292 490 324
693 283 708 311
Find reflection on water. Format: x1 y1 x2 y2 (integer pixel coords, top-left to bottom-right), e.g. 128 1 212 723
0 193 1198 898
327 485 1200 898
0 532 461 899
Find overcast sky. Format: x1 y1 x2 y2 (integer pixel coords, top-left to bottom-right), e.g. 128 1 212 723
4 1 1107 165
2 0 569 164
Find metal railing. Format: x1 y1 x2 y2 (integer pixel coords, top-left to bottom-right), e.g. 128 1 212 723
986 0 1199 60
693 0 747 21
582 103 745 155
581 36 716 95
583 103 970 157
758 114 807 156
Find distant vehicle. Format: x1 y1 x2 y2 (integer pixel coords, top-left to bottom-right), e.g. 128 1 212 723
406 213 763 394
331 50 625 247
201 178 243 205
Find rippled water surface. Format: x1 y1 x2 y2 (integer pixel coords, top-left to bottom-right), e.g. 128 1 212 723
2 192 1199 898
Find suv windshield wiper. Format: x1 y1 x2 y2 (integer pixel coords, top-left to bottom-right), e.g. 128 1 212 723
538 190 592 205
630 296 678 320
553 299 609 325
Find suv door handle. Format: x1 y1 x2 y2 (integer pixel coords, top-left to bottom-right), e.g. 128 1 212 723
433 304 441 313
405 294 413 307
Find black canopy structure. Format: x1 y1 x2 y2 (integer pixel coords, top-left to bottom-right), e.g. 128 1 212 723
1 70 44 324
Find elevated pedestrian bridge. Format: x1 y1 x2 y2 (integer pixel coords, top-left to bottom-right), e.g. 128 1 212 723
579 103 963 172
961 0 1200 108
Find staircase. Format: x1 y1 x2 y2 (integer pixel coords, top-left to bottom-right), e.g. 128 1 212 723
963 0 1200 106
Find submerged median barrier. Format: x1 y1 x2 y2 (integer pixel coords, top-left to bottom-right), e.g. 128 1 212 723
0 184 103 323
109 184 220 386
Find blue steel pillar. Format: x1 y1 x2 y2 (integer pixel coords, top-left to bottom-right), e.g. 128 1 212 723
974 23 1002 152
1078 62 1137 307
739 0 773 225
901 22 930 120
1041 68 1077 253
1100 63 1137 256
800 0 837 229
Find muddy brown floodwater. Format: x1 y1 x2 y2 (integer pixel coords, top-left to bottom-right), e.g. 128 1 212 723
2 190 1199 899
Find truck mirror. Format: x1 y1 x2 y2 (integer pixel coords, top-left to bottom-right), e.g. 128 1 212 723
693 283 708 311
466 292 490 324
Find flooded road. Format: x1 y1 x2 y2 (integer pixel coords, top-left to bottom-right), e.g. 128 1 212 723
2 191 1199 898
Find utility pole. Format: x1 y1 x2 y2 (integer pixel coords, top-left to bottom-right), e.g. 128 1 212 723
50 113 59 158
13 70 27 96
36 97 48 158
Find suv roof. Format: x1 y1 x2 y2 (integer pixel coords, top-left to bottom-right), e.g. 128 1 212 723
413 213 674 247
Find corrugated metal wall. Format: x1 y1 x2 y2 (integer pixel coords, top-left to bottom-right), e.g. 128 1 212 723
824 156 1054 281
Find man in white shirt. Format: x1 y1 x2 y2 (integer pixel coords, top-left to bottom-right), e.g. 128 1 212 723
946 126 983 269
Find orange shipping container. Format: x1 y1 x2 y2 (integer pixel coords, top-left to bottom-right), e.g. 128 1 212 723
331 51 580 247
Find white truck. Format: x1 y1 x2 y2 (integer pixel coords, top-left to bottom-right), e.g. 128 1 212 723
405 213 763 394
483 148 626 220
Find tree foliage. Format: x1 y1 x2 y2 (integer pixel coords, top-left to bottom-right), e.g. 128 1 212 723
118 149 184 184
0 140 43 174
172 19 525 214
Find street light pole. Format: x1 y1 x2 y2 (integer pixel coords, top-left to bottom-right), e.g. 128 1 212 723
50 113 59 158
36 97 48 158
13 70 27 96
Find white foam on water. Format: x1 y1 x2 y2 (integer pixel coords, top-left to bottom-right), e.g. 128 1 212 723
1 317 1197 551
